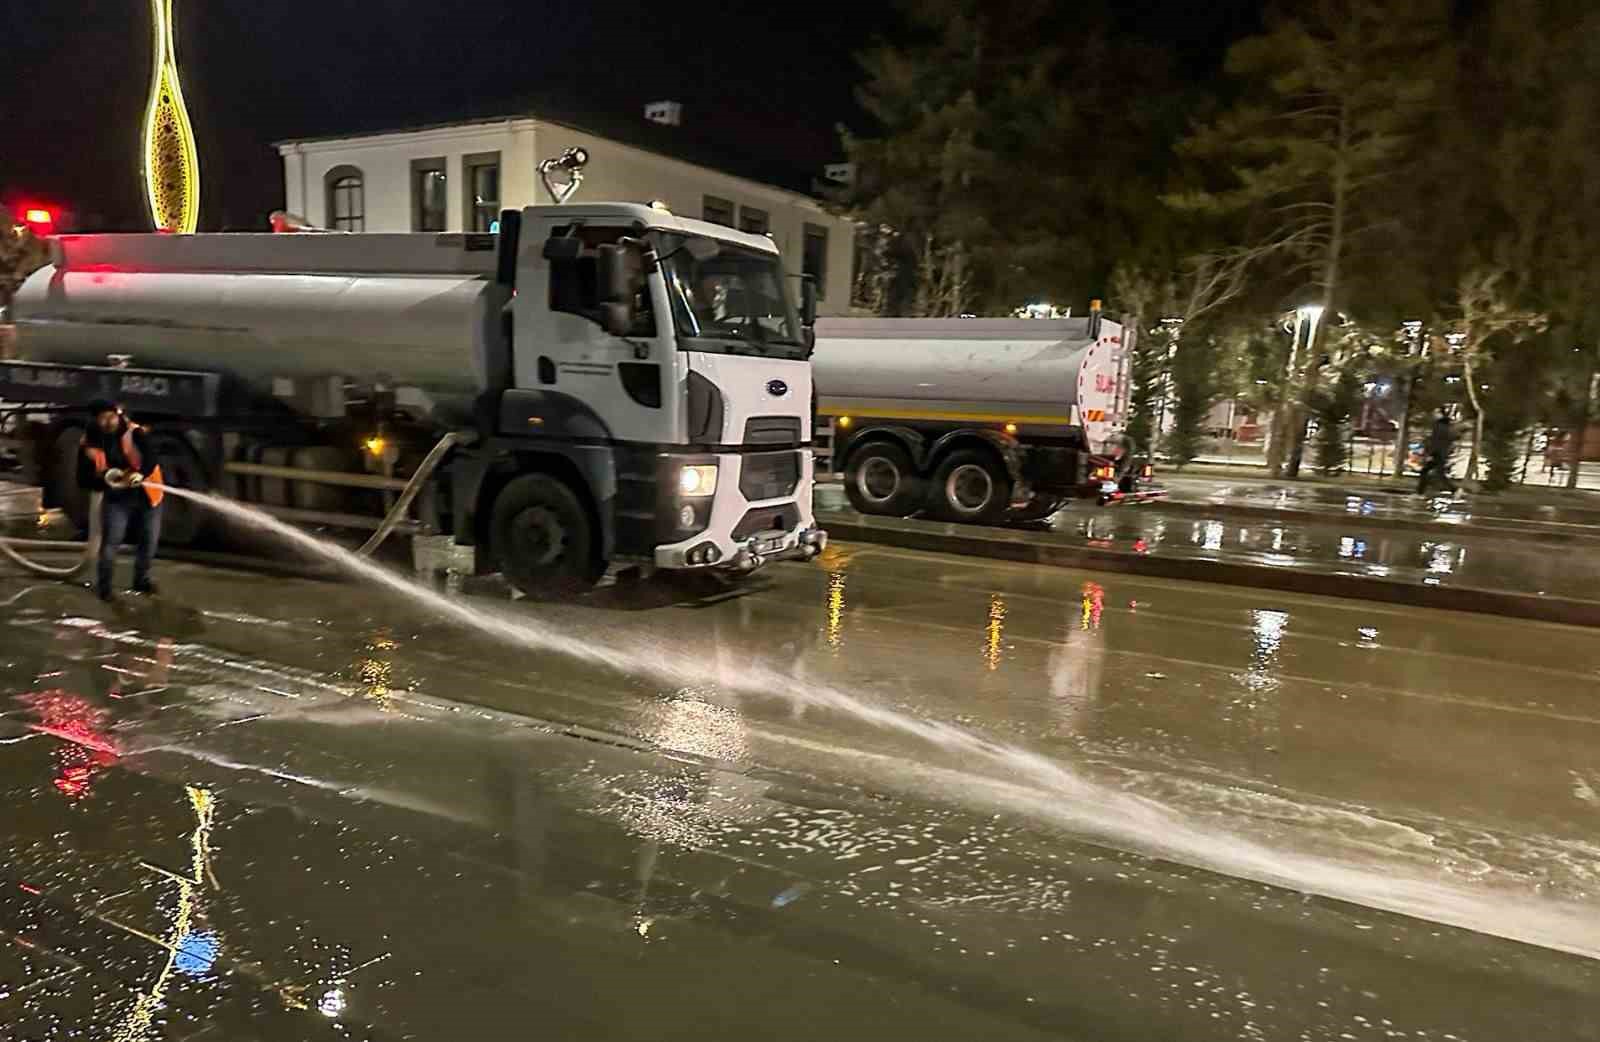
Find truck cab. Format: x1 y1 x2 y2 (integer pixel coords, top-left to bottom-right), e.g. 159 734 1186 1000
488 202 825 589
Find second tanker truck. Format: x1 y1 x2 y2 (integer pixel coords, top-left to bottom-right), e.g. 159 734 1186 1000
811 308 1155 524
4 164 825 596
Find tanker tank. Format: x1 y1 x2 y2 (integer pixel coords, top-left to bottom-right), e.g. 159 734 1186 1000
811 317 1125 447
11 232 506 422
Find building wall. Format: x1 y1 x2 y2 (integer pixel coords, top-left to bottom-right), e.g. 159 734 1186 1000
278 119 855 312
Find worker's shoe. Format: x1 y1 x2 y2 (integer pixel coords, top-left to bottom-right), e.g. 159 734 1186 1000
96 585 115 603
132 579 158 596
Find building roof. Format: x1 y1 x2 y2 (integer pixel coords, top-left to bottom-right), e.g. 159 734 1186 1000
275 97 831 199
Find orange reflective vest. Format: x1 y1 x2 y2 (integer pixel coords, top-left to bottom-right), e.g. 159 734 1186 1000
83 425 164 507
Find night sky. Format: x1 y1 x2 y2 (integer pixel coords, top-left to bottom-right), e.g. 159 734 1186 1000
2 0 1258 232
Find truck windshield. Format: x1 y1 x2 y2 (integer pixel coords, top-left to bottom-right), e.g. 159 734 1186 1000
658 234 806 360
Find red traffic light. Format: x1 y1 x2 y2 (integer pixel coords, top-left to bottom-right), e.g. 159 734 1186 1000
20 207 55 236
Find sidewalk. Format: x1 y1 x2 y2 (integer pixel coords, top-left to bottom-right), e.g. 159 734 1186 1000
815 484 1600 627
1176 454 1600 498
1154 474 1600 544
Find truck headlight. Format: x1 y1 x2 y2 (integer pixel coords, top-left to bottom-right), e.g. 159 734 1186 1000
678 464 718 497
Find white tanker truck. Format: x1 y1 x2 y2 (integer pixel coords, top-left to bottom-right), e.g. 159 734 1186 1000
4 169 825 595
812 310 1157 524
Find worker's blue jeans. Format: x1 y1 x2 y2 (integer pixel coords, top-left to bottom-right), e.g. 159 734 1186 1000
98 497 162 595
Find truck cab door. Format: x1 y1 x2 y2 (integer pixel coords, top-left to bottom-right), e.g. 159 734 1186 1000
513 217 680 444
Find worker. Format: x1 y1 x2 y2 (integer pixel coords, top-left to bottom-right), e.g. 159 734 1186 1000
1105 433 1138 492
77 399 164 601
1416 407 1457 494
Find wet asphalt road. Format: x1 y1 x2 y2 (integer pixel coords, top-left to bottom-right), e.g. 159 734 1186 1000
2 544 1598 1040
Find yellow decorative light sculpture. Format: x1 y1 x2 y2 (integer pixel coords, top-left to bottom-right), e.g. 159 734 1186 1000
142 0 199 233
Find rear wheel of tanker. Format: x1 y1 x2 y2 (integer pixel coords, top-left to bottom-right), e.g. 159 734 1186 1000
843 441 920 517
928 449 1011 525
47 426 90 534
490 474 603 599
148 433 209 547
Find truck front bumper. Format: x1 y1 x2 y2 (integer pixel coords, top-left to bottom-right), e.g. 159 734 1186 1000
653 449 826 571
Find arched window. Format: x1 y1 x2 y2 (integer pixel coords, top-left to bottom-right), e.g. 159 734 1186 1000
325 166 364 232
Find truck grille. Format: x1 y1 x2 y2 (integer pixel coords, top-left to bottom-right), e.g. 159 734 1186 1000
744 416 802 446
738 451 800 502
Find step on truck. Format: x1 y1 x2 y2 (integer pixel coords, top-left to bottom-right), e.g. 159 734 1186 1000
4 155 825 595
812 307 1159 524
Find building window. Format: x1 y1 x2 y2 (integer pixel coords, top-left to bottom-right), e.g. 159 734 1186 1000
739 206 769 236
325 165 364 232
411 157 447 232
803 223 829 299
702 195 734 227
463 152 501 233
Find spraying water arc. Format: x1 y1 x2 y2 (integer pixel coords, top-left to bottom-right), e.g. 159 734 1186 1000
5 457 1599 958
127 483 1600 959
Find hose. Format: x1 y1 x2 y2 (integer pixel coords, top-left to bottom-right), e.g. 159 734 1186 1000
0 430 464 582
355 431 466 556
0 491 102 578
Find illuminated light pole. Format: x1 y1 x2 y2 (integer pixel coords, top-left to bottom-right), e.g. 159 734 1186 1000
142 0 200 233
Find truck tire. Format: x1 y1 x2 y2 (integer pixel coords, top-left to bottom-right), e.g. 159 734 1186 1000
489 474 603 598
928 448 1011 524
843 441 920 516
47 426 90 533
149 433 209 546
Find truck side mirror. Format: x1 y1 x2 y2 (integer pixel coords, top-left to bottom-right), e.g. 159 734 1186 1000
799 275 818 328
596 244 633 304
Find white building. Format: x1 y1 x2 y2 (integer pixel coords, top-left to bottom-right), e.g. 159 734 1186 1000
276 111 856 313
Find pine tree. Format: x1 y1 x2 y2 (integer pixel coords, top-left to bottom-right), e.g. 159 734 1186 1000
843 2 1198 315
1168 0 1452 475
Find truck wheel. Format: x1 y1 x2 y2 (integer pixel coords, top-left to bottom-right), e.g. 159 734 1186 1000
490 474 603 598
843 441 920 516
929 449 1011 524
149 433 209 546
47 426 90 533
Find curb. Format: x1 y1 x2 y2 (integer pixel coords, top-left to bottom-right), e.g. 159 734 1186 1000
817 512 1600 629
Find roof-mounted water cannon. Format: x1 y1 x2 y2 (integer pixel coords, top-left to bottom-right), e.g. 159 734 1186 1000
1088 299 1103 339
538 147 589 205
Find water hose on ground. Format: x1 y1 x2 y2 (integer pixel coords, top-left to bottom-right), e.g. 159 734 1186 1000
0 491 102 578
0 431 464 582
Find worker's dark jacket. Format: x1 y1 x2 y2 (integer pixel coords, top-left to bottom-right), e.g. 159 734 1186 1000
77 423 161 505
1426 420 1455 458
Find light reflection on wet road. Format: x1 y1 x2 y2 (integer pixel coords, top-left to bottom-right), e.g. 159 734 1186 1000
1 544 1598 1040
